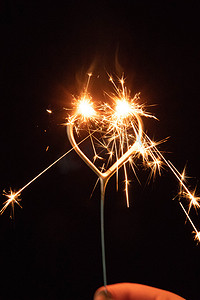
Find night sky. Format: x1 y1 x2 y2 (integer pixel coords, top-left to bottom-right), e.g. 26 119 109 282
1 1 200 300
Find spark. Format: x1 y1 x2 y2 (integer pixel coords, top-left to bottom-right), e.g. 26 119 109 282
115 99 132 119
46 109 53 114
76 98 96 119
147 158 163 180
180 188 200 213
68 73 97 125
1 189 22 219
68 93 97 127
194 231 200 243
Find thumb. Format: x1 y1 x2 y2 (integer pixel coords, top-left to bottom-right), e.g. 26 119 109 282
93 283 186 300
94 289 113 300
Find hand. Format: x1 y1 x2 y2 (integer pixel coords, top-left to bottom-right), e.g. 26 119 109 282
93 283 186 300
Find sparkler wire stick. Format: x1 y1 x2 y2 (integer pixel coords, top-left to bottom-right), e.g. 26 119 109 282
100 177 108 289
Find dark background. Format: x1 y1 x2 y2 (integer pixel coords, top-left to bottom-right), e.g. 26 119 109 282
0 1 200 299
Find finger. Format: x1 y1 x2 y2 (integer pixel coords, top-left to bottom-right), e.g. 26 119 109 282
94 283 186 300
93 289 112 300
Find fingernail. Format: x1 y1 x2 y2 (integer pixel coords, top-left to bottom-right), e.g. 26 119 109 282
94 290 112 300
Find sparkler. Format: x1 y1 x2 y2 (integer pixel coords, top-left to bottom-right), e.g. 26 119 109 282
66 73 200 288
1 72 199 290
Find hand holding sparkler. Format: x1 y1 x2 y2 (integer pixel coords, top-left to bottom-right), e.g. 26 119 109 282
93 283 186 300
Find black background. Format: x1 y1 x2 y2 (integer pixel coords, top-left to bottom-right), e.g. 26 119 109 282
0 1 200 300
